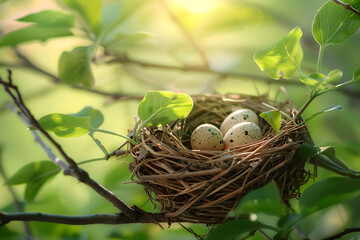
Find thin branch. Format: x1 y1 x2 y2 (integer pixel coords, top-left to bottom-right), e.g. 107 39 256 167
0 150 33 240
159 0 210 69
0 212 167 226
323 227 360 240
332 0 360 16
0 49 143 101
0 71 137 220
106 52 296 84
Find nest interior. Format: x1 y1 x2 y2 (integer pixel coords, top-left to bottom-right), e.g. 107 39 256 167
130 94 311 224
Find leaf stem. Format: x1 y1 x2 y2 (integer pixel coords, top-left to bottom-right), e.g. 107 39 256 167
94 128 138 145
89 131 109 156
316 45 324 72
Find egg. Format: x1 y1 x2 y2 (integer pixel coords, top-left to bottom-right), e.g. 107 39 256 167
191 124 224 151
224 122 263 148
220 109 259 135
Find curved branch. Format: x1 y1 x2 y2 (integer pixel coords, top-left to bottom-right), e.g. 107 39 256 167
323 227 360 240
0 212 167 226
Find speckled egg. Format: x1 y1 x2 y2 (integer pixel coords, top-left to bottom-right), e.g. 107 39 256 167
224 122 263 148
191 124 224 151
220 109 259 135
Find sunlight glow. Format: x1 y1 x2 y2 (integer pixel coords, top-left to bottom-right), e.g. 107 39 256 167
172 0 219 14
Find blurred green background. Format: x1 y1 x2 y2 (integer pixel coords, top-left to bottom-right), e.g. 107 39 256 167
0 0 360 239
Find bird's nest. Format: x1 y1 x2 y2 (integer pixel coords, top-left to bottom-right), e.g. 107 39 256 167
129 93 311 224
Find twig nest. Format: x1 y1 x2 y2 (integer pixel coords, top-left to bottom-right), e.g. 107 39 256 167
130 94 311 224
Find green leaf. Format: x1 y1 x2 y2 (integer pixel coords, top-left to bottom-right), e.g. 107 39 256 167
313 0 360 47
299 177 360 218
319 146 350 171
25 174 56 202
17 10 75 28
353 65 360 82
58 46 95 88
305 105 343 122
0 0 10 4
6 161 59 185
38 113 93 137
61 0 101 35
254 27 303 79
299 69 343 89
231 181 285 217
295 144 320 161
0 25 73 47
6 161 59 202
71 106 104 128
206 219 266 240
137 91 193 127
259 110 281 134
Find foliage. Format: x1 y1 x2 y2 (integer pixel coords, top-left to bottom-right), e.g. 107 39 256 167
0 0 360 239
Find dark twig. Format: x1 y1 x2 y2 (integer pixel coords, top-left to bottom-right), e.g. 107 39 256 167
0 70 137 220
332 0 360 16
0 212 167 226
322 227 360 240
159 0 210 69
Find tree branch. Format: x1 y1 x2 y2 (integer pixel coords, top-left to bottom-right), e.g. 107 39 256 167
0 212 167 226
323 227 360 240
0 70 137 220
0 49 143 101
332 0 360 16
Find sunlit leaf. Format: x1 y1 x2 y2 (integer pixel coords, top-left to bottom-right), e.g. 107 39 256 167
71 106 104 128
207 219 265 240
254 27 303 79
299 177 360 218
0 25 72 47
58 46 95 88
37 113 93 137
61 0 101 35
313 0 360 47
259 110 281 134
231 181 284 217
299 69 342 89
17 10 75 28
137 91 193 127
305 105 343 122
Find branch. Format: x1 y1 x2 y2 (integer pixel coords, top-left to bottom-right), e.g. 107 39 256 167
159 0 210 69
0 49 143 101
0 212 167 226
323 227 360 240
332 0 360 16
0 70 137 220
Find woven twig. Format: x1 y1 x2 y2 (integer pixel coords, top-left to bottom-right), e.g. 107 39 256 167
130 94 310 224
